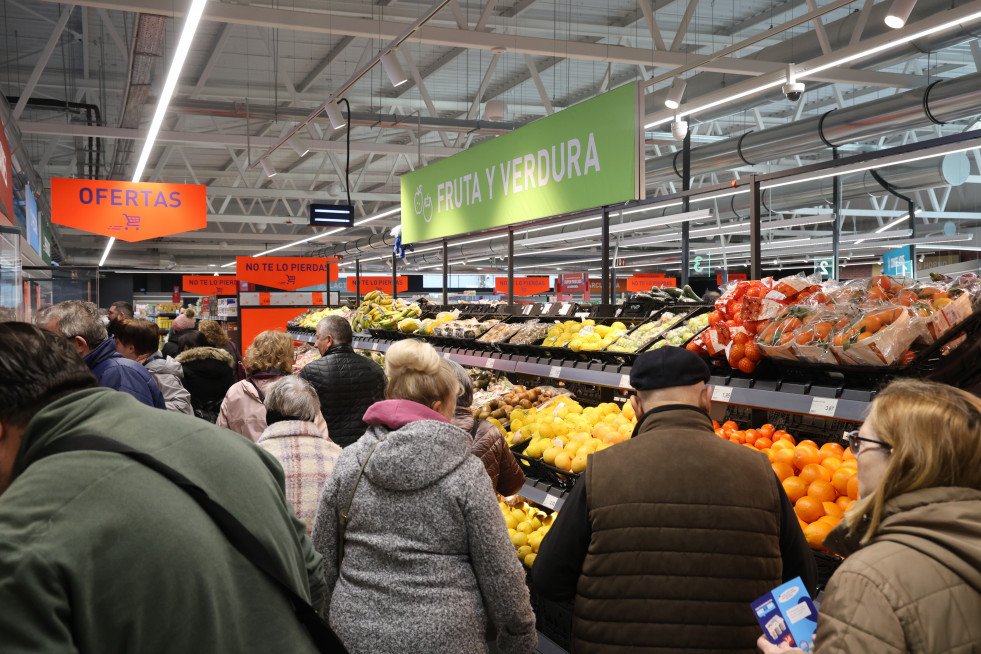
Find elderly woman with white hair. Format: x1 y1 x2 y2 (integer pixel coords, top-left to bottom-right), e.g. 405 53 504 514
257 375 342 535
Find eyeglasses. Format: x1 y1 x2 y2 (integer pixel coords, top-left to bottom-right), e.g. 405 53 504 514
842 429 892 455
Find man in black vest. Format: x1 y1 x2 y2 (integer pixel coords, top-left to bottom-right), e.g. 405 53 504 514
532 347 815 653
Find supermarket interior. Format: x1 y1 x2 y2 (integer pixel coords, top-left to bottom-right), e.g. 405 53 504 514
3 0 981 651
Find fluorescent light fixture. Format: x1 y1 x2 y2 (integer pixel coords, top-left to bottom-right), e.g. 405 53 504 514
324 101 347 130
886 0 917 28
517 209 711 248
221 261 236 268
354 207 400 226
260 159 277 178
288 136 309 157
252 227 345 257
380 51 408 87
99 0 209 267
665 78 687 110
620 201 684 216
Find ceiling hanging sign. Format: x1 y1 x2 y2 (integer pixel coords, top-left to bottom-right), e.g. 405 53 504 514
494 276 550 296
399 82 643 244
559 273 589 292
182 276 239 295
235 256 338 291
0 116 12 225
627 275 678 291
50 178 207 241
346 276 409 294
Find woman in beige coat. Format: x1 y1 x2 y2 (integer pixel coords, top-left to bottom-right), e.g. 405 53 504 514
759 379 981 653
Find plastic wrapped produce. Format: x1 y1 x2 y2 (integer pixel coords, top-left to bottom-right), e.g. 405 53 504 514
542 320 629 352
606 312 685 353
508 321 548 345
648 313 711 350
477 322 525 343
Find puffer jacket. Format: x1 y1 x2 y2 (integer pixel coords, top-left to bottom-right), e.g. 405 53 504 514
310 399 537 654
815 486 981 653
452 407 525 496
144 352 194 415
175 347 236 422
298 344 386 447
217 373 331 443
84 337 166 409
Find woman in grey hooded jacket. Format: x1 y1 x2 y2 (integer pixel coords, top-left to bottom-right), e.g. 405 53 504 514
311 340 536 654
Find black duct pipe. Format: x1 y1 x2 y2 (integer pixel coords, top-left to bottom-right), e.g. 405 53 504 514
6 96 104 179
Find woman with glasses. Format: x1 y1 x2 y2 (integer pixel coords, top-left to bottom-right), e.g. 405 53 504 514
760 378 981 653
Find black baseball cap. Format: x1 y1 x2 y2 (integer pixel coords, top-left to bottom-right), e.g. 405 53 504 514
630 347 711 391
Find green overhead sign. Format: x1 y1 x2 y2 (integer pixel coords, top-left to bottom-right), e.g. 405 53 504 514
400 82 643 244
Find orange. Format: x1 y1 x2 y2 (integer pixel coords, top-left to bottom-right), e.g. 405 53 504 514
771 439 794 452
792 445 821 471
795 496 826 523
836 496 855 513
803 521 833 550
755 437 773 450
842 447 855 461
773 430 796 445
743 442 757 449
821 456 843 473
759 423 775 438
762 448 775 462
822 501 844 518
782 476 808 503
839 459 858 470
799 439 819 450
847 475 860 500
729 434 745 445
816 515 840 528
798 518 808 532
819 442 845 459
799 463 832 485
832 467 855 494
744 429 760 444
722 421 738 432
807 479 837 503
773 448 794 466
772 461 795 482
714 428 726 438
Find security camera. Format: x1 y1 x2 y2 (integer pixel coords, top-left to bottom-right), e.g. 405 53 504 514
671 119 688 141
782 82 805 102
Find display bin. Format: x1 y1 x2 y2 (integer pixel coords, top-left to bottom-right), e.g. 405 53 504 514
526 575 574 652
511 438 580 490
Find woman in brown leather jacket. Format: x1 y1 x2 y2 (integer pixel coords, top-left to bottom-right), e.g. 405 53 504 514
446 360 526 496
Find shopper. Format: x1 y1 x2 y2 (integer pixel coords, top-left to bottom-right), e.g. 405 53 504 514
311 339 537 654
171 306 196 332
175 330 237 422
199 318 245 379
446 359 525 495
532 346 815 654
106 300 133 336
259 375 342 535
36 300 166 410
114 318 194 415
299 316 386 447
757 378 981 654
218 330 330 442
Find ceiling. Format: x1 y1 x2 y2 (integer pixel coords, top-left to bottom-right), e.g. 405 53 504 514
4 0 981 278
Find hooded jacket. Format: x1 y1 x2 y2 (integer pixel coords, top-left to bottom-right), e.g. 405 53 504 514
310 399 537 654
815 487 981 653
298 343 387 447
175 346 236 421
0 388 325 653
84 337 166 409
452 407 525 496
217 373 331 443
144 352 193 415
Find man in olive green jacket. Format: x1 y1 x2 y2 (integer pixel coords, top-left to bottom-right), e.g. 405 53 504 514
0 322 326 653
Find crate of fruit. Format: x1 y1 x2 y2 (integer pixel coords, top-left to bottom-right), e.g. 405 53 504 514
646 310 712 352
604 309 690 354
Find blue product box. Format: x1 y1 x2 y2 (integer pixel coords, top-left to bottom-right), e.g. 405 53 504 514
752 576 818 651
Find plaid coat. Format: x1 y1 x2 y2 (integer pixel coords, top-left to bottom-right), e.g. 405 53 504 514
258 420 342 534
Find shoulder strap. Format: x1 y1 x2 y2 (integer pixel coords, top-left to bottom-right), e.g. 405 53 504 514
470 419 482 438
337 439 381 568
33 435 346 654
247 378 266 402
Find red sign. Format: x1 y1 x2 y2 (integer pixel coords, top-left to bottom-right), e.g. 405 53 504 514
183 275 239 295
589 278 627 293
236 256 338 291
50 178 207 241
718 273 748 284
346 276 409 294
559 273 588 292
0 113 12 225
172 285 181 303
494 277 550 297
627 275 677 292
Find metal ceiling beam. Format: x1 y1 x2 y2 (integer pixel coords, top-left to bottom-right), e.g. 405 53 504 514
204 186 400 202
13 5 75 119
297 36 354 94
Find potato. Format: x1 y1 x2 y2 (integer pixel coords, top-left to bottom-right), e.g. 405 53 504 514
479 410 491 420
491 408 506 419
519 399 532 410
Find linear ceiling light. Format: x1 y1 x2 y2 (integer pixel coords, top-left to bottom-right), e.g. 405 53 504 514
100 0 209 267
380 51 408 87
664 78 687 110
288 136 309 157
260 159 277 178
252 227 345 257
886 0 918 27
355 206 401 226
324 101 347 130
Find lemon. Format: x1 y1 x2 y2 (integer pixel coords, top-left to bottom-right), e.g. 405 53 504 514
528 533 544 552
530 517 543 531
510 531 528 547
504 514 518 529
510 508 526 522
542 446 562 465
524 552 537 566
516 545 533 559
516 521 533 534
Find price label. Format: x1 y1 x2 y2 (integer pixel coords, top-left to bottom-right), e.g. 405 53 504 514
548 366 563 379
711 385 733 403
559 303 572 315
522 305 534 315
619 374 631 389
371 342 378 351
486 358 496 369
542 493 559 510
542 303 553 314
809 397 838 417
575 312 590 319
442 352 452 360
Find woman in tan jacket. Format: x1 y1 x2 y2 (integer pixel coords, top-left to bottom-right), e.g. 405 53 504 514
759 379 981 654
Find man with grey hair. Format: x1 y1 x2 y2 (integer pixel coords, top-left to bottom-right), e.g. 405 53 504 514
258 375 341 534
37 300 165 409
299 315 386 447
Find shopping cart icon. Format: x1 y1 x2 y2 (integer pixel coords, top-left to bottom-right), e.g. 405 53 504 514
122 214 141 230
285 274 296 285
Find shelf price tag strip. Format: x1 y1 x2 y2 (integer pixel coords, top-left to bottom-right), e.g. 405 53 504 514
712 385 734 403
542 493 560 510
809 397 838 417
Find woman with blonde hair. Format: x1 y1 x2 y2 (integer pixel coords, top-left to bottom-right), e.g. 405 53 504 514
217 330 329 442
759 378 981 653
198 319 244 379
311 339 536 654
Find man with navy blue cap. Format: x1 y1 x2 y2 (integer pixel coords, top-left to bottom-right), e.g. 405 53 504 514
532 347 814 654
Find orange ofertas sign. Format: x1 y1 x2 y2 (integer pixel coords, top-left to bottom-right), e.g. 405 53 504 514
50 178 206 241
182 276 239 295
494 277 550 296
236 256 338 291
346 276 409 294
627 275 677 291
